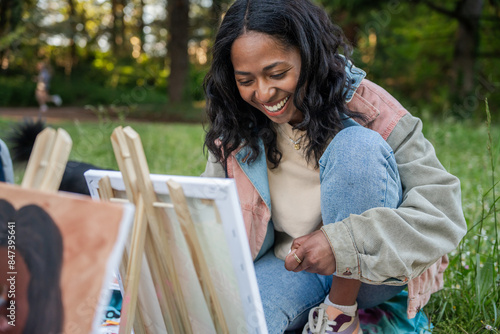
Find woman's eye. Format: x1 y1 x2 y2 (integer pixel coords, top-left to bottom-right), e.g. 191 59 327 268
271 72 286 79
238 80 253 86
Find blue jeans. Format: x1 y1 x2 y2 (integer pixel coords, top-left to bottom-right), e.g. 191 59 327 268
255 126 405 334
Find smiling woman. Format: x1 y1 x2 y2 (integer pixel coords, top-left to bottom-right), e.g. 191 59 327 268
201 0 466 333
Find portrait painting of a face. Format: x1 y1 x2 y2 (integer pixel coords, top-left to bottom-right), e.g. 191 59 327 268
0 182 133 334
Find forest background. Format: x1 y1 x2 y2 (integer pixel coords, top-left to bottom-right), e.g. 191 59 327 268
0 0 499 121
0 0 500 333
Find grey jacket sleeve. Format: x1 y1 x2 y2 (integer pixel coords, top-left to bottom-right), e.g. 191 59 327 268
321 114 467 284
201 151 225 178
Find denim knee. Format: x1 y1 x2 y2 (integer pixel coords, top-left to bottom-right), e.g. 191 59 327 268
255 251 332 333
319 126 402 224
319 126 397 179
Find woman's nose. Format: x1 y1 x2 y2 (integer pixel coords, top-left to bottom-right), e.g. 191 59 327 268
254 80 276 103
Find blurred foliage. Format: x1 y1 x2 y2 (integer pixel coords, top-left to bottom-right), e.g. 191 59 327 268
0 0 498 121
321 0 500 120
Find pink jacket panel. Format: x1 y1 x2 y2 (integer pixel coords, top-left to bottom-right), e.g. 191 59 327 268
227 156 271 260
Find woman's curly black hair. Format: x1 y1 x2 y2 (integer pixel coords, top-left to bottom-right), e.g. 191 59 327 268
204 0 364 169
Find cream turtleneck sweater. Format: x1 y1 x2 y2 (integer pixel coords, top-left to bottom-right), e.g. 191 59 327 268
267 123 323 260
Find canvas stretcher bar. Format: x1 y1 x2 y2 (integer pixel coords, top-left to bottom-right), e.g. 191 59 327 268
167 179 229 334
98 176 148 334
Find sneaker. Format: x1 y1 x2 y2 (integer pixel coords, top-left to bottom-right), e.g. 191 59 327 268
52 94 62 106
302 304 362 334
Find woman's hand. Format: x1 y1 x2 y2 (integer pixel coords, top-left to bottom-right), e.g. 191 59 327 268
284 229 336 275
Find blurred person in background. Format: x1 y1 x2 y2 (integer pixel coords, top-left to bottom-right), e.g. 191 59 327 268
35 61 62 112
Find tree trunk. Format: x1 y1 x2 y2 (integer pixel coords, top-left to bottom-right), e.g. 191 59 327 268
0 0 10 37
0 0 9 69
119 0 126 54
210 0 224 32
67 0 77 75
167 0 189 103
452 0 484 98
0 0 17 70
418 0 485 117
138 0 145 53
111 0 118 55
112 0 126 57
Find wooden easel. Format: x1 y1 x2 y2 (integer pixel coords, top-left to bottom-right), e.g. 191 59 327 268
21 127 72 192
104 126 191 334
98 126 229 334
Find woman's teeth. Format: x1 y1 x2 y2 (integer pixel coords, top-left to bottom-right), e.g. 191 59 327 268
264 96 289 112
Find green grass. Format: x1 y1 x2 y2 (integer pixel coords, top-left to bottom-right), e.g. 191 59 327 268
421 106 500 333
0 108 499 333
0 117 208 184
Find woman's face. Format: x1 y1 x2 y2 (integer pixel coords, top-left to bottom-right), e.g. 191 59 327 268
231 31 303 125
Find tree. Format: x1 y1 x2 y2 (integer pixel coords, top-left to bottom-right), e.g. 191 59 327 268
0 0 29 69
167 0 190 103
137 0 145 54
66 0 78 75
317 0 388 47
112 0 127 57
209 0 232 34
417 0 485 101
317 0 500 118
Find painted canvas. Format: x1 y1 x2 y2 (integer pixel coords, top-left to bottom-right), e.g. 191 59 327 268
0 182 133 334
85 170 268 334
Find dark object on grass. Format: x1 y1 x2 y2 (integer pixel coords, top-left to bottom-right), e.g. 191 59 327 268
7 118 103 196
7 118 46 162
59 161 102 195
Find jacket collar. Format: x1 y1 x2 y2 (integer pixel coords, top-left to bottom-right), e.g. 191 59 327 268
342 56 366 103
235 141 272 211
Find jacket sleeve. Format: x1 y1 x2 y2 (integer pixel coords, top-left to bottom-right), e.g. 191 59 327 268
321 113 467 285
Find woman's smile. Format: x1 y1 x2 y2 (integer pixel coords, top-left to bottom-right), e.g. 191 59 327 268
261 95 290 114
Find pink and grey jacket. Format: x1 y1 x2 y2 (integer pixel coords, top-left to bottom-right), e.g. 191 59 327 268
202 69 466 319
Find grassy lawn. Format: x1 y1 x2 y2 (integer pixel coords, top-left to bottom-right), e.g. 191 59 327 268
0 114 499 332
0 118 208 183
421 115 500 333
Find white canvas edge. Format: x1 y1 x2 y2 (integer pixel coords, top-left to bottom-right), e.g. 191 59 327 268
89 201 135 333
219 180 268 334
84 169 268 334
